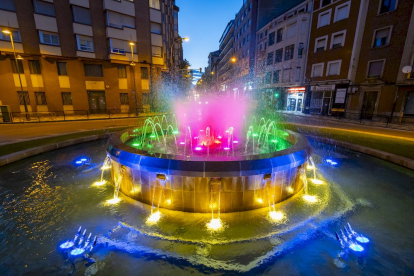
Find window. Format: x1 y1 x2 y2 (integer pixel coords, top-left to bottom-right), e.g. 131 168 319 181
141 67 149 79
57 62 67 75
151 22 162 34
142 93 151 105
11 59 23 73
152 46 162 57
379 0 397 14
18 91 30 105
29 60 41 74
61 92 72 105
367 60 385 78
247 33 250 42
298 43 304 58
276 28 283 43
284 44 294 60
326 60 341 76
120 93 129 105
35 92 47 105
118 65 127 78
334 2 350 22
72 6 91 25
283 68 290 82
39 31 59 46
331 31 346 49
273 70 280 83
149 0 160 9
315 36 327 52
0 27 21 42
312 63 324 77
84 64 103 77
275 48 283 63
404 91 414 115
286 22 297 39
268 32 275 46
107 11 135 29
295 67 301 82
265 72 272 84
373 27 391 48
318 10 331 28
110 38 126 54
266 52 274 65
0 0 15 11
248 18 251 26
33 0 55 16
76 35 94 52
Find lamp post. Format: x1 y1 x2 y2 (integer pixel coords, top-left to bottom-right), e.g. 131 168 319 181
2 29 28 116
129 42 139 116
169 36 189 73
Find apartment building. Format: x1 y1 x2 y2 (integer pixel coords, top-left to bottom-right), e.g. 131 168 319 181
217 20 234 92
0 0 182 115
347 0 414 122
254 0 312 112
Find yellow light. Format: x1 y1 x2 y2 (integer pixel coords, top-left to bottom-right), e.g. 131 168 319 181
287 187 294 193
106 197 121 204
311 179 324 185
303 195 318 203
146 211 161 225
307 165 314 170
16 55 23 60
166 199 171 205
92 180 106 187
231 57 237 63
206 218 222 230
2 30 11 34
129 42 135 46
101 165 110 170
269 211 284 221
256 198 263 204
211 71 215 75
182 37 190 41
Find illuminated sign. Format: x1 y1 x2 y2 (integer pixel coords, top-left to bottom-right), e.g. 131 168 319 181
288 87 306 93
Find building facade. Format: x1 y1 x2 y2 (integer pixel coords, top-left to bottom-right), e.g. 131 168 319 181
254 0 312 112
217 20 234 93
0 0 182 116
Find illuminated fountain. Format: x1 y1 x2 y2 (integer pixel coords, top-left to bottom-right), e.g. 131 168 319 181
106 96 313 221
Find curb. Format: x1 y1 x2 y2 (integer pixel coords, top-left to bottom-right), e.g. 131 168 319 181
0 134 109 167
307 135 414 170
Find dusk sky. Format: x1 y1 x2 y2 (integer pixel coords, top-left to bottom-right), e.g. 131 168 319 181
176 0 243 71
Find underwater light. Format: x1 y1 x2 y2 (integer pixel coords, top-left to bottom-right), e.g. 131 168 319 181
225 130 229 133
195 147 202 151
256 198 263 204
303 195 318 203
253 133 258 137
172 130 179 134
106 198 121 204
180 142 185 145
80 158 87 162
356 236 370 243
269 211 284 221
165 199 171 205
311 179 324 185
271 140 277 143
233 140 239 143
331 161 338 165
132 143 140 147
214 140 221 144
150 134 156 138
101 165 110 170
92 181 106 187
60 241 74 249
146 211 161 224
326 159 332 163
70 248 85 256
206 218 222 230
217 136 222 139
75 161 83 164
224 147 230 150
287 187 294 193
349 243 364 252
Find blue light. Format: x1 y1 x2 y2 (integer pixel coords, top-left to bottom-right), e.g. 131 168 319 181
356 236 370 243
70 248 85 256
60 241 74 249
330 161 338 165
326 159 332 163
75 161 83 165
349 243 364 252
80 158 87 162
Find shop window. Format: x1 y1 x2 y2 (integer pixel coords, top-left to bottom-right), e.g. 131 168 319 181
373 27 391 48
72 6 91 25
312 63 324 77
367 60 385 78
35 92 47 105
318 10 331 28
84 64 103 77
29 60 41 74
57 62 67 75
61 92 72 105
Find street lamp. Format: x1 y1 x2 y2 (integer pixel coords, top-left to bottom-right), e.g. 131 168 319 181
129 41 139 116
169 36 189 71
2 29 28 115
231 57 237 63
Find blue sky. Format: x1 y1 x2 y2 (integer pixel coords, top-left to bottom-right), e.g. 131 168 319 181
176 0 242 71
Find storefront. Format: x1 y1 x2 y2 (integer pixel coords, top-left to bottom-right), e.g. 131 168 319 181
309 85 335 115
286 87 305 112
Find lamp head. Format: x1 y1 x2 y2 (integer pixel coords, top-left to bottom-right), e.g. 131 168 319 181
129 42 135 46
2 30 11 35
182 37 189 42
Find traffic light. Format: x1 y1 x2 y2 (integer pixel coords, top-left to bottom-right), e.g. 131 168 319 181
274 92 280 98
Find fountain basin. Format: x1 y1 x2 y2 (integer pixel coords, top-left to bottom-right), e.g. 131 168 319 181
107 129 312 213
